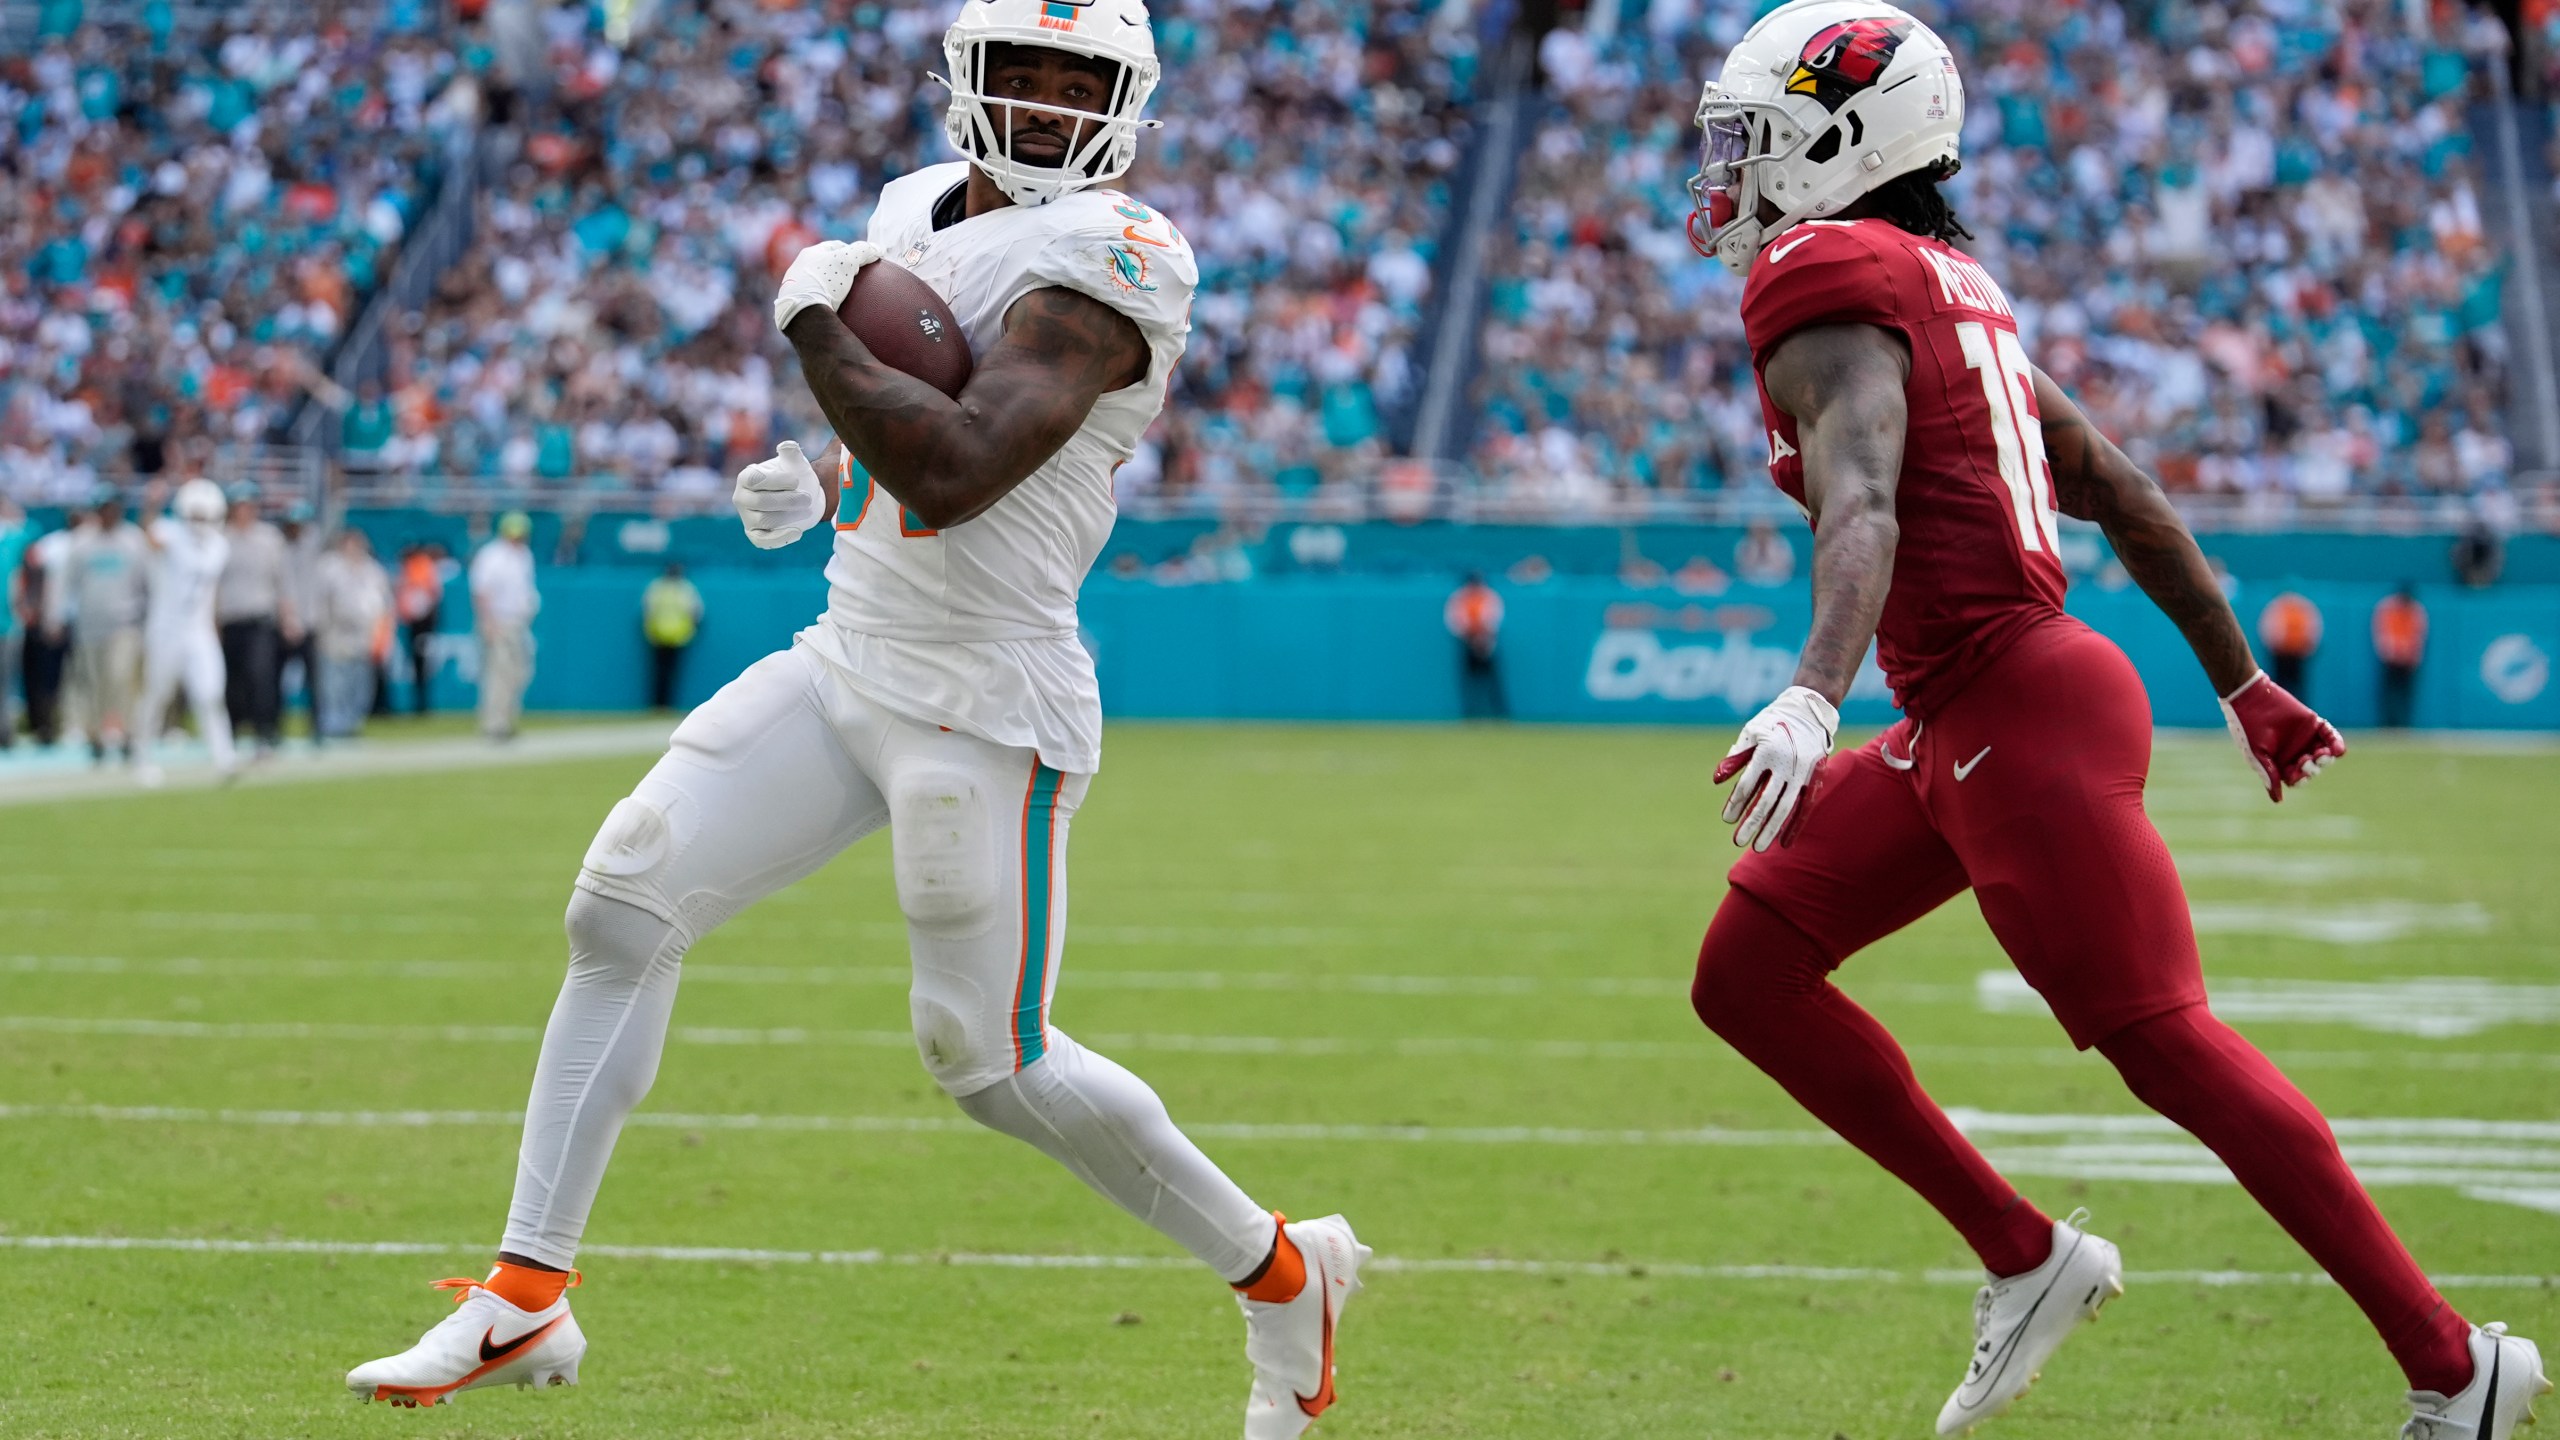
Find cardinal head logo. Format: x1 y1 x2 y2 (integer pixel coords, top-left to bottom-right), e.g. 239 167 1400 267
1787 17 1913 112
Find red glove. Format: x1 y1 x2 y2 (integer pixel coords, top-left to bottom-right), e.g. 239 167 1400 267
2218 671 2347 802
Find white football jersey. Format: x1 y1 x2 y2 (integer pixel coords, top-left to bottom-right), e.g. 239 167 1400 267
146 517 229 640
803 160 1196 775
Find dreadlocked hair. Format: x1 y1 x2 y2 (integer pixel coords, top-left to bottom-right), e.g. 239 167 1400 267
1865 159 1973 246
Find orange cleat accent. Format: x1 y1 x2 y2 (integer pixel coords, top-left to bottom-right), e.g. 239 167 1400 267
480 1262 580 1312
1296 1287 1337 1418
1234 1215 1307 1305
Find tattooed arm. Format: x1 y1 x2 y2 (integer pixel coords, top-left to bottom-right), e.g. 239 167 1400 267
783 287 1149 530
1761 322 1912 705
2031 368 2256 694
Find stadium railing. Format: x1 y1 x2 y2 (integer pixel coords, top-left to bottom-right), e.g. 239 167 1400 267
285 122 492 457
316 461 2560 536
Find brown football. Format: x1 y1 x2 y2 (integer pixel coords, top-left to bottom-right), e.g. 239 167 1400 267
839 260 973 399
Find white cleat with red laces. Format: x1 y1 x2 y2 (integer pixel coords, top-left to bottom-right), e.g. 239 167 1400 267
1239 1214 1369 1439
346 1273 586 1407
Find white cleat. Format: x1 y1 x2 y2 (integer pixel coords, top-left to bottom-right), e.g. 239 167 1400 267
2403 1323 2552 1439
1937 1210 2123 1435
345 1275 585 1407
1239 1214 1369 1439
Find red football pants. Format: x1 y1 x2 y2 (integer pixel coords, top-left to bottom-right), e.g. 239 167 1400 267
1694 619 2472 1392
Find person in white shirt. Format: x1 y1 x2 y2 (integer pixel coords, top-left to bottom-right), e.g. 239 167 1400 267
63 488 150 763
468 511 539 740
133 479 238 785
313 530 393 739
349 7 1364 1432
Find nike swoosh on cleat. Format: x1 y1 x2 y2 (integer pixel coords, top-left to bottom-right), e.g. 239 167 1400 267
2483 1341 2503 1431
1953 746 1991 782
1295 1241 1340 1417
1959 1232 2078 1407
479 1321 556 1366
368 1314 568 1407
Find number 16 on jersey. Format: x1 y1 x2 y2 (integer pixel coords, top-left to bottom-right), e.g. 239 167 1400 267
1954 319 2060 555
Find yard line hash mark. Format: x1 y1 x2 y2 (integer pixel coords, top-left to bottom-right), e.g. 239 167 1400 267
0 1234 2548 1290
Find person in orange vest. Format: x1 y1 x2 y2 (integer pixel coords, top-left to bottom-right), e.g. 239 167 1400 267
1445 572 1506 719
394 543 448 716
2258 591 2323 702
2372 584 2428 729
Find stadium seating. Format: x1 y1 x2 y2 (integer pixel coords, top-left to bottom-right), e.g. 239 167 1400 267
0 5 466 502
1472 0 2523 518
3 0 2545 523
359 0 1477 510
1125 0 1478 511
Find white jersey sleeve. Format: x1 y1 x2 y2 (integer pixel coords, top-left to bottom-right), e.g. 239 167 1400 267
998 193 1196 392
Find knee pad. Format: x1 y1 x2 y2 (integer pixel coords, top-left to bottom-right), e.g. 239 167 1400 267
887 766 1003 939
562 886 685 981
907 975 1015 1098
578 793 682 923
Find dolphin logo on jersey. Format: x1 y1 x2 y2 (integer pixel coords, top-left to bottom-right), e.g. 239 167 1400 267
1787 16 1912 112
1103 242 1157 294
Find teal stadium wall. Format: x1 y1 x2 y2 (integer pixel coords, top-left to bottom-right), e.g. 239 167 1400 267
387 562 2560 731
337 512 2560 584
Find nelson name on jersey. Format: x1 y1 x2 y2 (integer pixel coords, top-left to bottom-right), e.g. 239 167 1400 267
1915 245 2012 319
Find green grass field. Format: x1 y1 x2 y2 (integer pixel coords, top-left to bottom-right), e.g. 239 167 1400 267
2 724 2555 1439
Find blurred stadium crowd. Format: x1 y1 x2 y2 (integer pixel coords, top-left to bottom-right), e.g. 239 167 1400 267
1 0 1480 509
1 4 467 502
1476 0 2539 522
3 0 2557 525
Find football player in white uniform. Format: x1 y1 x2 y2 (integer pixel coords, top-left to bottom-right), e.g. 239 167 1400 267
133 478 238 787
347 3 1364 1434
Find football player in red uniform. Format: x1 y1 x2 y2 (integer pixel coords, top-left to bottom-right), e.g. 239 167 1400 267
1682 5 2546 1437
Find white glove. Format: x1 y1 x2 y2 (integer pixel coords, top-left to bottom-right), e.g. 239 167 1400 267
733 440 825 549
772 239 883 336
1713 685 1839 852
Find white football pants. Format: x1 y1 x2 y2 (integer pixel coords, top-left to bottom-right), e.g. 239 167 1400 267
500 642 1276 1280
136 625 234 771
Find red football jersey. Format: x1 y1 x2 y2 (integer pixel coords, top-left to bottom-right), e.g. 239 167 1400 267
1741 218 2067 717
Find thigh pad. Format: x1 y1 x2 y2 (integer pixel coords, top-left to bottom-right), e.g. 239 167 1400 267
887 763 1007 940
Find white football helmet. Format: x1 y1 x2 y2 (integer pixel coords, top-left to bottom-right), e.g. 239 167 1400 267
1688 0 1964 276
174 477 227 526
939 0 1162 207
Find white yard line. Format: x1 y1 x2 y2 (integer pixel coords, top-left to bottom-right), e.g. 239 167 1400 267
13 1013 2557 1071
0 1232 2547 1289
2171 852 2423 883
1978 972 2560 1037
2152 815 2367 843
0 1014 1708 1060
0 722 675 808
17 1102 2560 1212
0 954 1691 998
2184 902 2494 944
14 1100 2560 1150
0 1102 1839 1149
